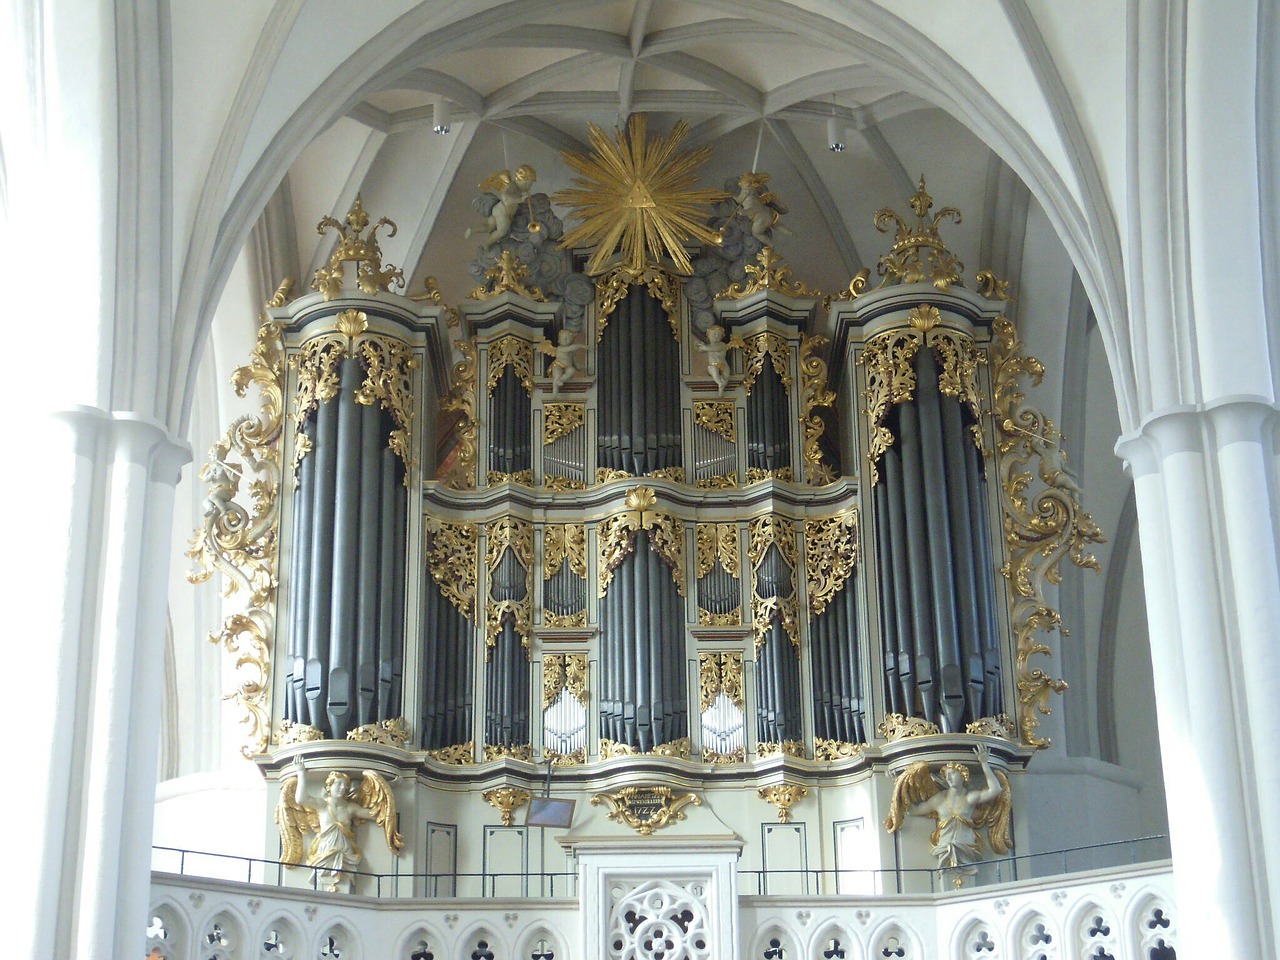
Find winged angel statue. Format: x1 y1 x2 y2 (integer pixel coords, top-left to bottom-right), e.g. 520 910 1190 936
884 745 1011 886
275 756 404 893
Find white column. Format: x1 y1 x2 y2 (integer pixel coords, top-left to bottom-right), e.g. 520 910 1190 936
1117 399 1280 957
24 407 189 960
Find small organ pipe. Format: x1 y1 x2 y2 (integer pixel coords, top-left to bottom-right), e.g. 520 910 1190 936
355 401 381 724
305 381 339 730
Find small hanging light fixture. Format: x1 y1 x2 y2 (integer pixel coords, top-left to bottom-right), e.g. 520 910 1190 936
827 113 845 153
433 100 452 135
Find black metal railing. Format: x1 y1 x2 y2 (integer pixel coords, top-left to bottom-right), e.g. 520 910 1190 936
153 834 1170 900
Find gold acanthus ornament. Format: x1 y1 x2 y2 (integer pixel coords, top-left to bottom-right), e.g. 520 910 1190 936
543 523 588 579
748 515 801 650
425 518 479 620
346 718 412 746
965 714 1017 741
757 740 804 759
814 739 867 761
439 339 478 490
878 713 941 741
484 517 534 655
484 743 535 762
595 263 681 340
543 403 586 445
697 473 739 489
289 333 345 478
273 720 323 746
757 783 808 824
187 280 291 757
991 315 1104 748
746 466 793 484
354 336 419 478
695 523 741 580
599 738 692 760
717 246 822 301
543 653 589 710
804 510 860 615
698 651 744 712
591 785 702 836
484 787 532 827
860 307 987 485
486 335 537 395
798 333 839 485
597 486 686 598
311 196 405 300
486 469 534 486
740 331 793 395
693 400 737 442
428 742 475 765
873 177 964 290
468 250 546 302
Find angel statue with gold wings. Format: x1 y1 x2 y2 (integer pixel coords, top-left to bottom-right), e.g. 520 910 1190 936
275 756 404 894
884 745 1011 886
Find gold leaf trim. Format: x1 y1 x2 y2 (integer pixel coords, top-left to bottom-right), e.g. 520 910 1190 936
798 333 839 485
859 327 922 486
596 467 633 484
483 787 532 826
597 486 686 598
590 785 702 836
814 738 867 761
717 246 821 301
703 747 746 764
289 334 346 477
695 522 740 580
468 250 546 302
992 315 1104 748
544 609 588 628
483 743 535 763
872 177 964 291
965 713 1017 741
877 713 940 741
599 737 692 760
757 783 808 823
545 747 586 766
698 651 744 712
544 653 589 709
544 475 588 491
544 523 588 579
273 719 323 746
697 608 742 626
346 718 411 746
740 331 793 395
804 510 859 615
648 466 686 483
756 740 804 759
748 515 800 650
439 340 479 489
486 335 536 395
354 336 420 478
428 742 475 765
696 472 738 489
544 402 586 445
486 469 534 486
745 466 793 484
693 400 736 442
311 196 405 299
187 296 288 758
426 519 479 620
485 517 534 655
595 263 681 341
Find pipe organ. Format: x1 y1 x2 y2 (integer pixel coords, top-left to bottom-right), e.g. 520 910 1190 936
193 122 1103 894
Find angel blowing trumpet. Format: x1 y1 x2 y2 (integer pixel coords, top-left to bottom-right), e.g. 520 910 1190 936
884 745 1011 888
275 756 404 894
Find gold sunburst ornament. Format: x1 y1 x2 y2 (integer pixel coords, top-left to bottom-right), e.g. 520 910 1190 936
555 115 725 276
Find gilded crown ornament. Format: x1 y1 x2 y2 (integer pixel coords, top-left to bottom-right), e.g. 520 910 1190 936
873 176 964 290
312 195 405 300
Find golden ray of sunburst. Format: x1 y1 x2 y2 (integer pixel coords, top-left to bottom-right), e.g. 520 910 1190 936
554 114 727 276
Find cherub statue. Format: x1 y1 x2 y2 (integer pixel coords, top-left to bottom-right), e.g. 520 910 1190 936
538 328 588 395
735 172 792 244
465 164 538 249
884 745 1011 887
694 324 744 395
275 756 403 894
199 438 242 522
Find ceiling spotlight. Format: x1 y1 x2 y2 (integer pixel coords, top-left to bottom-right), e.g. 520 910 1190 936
433 100 451 135
827 115 845 153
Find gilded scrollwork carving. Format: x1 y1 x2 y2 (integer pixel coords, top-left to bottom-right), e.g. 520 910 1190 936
544 653 589 710
745 466 793 483
425 518 479 620
483 744 536 763
928 325 987 457
544 610 588 628
696 473 739 489
648 466 686 483
354 336 419 476
740 331 793 395
590 785 701 836
311 197 405 299
486 335 537 395
698 651 744 712
717 246 821 301
860 327 922 486
289 334 346 477
485 517 534 655
965 713 1017 741
748 514 800 650
187 291 289 758
428 742 475 765
598 737 692 761
545 747 586 766
594 263 681 340
991 315 1104 748
596 467 633 484
439 339 479 489
877 713 941 741
544 475 588 492
872 177 964 290
597 486 686 598
483 786 533 826
756 740 804 759
544 523 588 579
273 719 323 746
703 747 746 764
798 333 839 485
346 717 411 746
697 609 742 626
544 402 586 445
693 400 737 442
814 738 867 761
695 523 740 580
757 783 808 823
486 470 534 486
804 510 859 615
468 250 546 302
